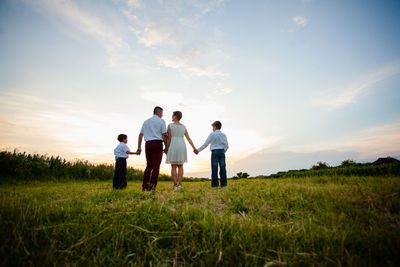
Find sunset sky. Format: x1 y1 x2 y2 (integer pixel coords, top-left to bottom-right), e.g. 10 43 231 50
1 0 400 177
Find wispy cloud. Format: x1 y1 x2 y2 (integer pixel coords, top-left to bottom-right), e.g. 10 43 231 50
121 8 138 21
293 15 308 26
312 61 400 109
126 0 142 9
231 121 400 175
340 122 400 158
189 0 227 15
285 121 400 159
23 0 145 74
135 23 176 47
206 82 233 97
25 0 129 52
158 42 229 78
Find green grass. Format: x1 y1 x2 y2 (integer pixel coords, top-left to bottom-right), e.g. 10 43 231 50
1 177 399 266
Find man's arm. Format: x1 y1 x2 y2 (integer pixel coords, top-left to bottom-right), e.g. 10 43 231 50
162 133 168 151
137 133 143 154
197 133 213 153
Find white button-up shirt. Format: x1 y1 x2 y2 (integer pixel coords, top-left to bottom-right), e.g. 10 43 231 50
140 115 167 141
114 142 130 158
197 130 229 152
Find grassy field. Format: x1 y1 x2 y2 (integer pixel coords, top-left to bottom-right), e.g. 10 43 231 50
1 177 399 266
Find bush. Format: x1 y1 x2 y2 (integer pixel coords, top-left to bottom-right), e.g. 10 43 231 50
0 150 144 181
0 150 211 182
311 162 329 170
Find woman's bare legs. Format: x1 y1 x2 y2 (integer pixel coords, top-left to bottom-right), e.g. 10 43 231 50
177 165 184 187
171 164 178 186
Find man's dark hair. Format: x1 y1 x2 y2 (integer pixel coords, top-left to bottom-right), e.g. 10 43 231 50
153 106 163 115
173 111 182 121
117 134 127 142
212 121 222 130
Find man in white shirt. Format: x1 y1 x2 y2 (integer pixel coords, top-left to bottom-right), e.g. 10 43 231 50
137 106 168 191
196 121 229 188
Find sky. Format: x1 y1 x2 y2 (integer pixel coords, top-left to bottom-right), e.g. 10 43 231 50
1 0 400 178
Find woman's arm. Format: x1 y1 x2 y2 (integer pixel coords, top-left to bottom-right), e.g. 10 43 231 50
184 130 197 151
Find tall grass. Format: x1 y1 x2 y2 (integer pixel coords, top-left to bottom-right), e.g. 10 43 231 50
1 177 399 266
0 150 204 182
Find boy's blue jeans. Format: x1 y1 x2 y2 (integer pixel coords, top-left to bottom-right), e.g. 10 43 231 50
211 149 227 188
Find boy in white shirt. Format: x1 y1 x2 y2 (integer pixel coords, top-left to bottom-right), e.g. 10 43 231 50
113 134 139 189
196 121 229 188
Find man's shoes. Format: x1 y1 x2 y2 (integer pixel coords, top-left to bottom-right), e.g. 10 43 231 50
173 185 178 191
178 185 182 190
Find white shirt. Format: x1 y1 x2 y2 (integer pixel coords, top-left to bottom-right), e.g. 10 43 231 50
114 142 130 158
197 130 229 152
140 115 167 141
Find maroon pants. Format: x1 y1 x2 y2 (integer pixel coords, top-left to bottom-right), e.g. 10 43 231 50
143 140 163 191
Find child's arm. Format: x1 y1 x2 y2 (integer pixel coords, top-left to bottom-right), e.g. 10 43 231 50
127 151 139 155
197 133 213 153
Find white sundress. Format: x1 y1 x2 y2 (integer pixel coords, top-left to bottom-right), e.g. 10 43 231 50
166 123 187 165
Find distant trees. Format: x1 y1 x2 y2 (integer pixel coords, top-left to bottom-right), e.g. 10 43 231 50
266 158 400 178
311 162 329 170
341 159 356 167
232 172 250 179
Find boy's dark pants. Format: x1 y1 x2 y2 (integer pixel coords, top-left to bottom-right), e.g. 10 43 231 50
143 140 163 191
113 158 127 189
211 149 227 188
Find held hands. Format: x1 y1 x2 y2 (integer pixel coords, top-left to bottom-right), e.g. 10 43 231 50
193 149 199 155
136 148 142 155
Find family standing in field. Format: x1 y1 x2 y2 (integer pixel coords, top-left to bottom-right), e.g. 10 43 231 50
113 106 229 191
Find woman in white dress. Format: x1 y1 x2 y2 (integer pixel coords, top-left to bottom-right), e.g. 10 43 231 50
165 111 197 190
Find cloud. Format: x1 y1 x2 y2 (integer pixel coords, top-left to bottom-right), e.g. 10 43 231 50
158 42 229 78
212 82 233 95
283 121 400 159
119 0 142 23
312 61 400 109
121 8 138 21
134 23 176 47
189 0 227 15
25 0 129 52
339 122 400 158
293 16 308 26
231 121 400 176
126 0 142 9
0 92 141 158
23 0 143 74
